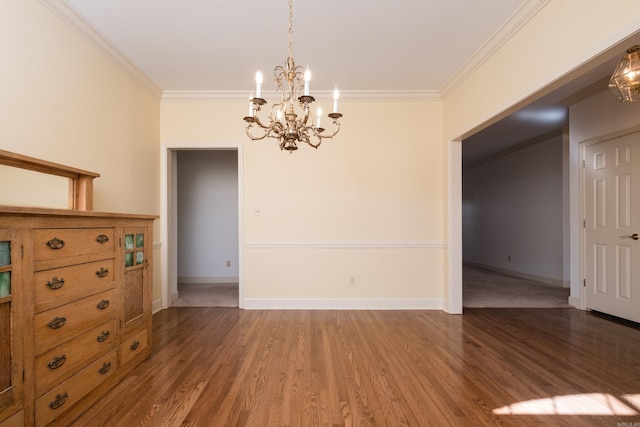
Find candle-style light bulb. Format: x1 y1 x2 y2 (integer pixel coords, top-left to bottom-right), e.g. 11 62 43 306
248 92 254 117
255 71 263 98
332 86 340 113
304 67 311 96
316 107 322 128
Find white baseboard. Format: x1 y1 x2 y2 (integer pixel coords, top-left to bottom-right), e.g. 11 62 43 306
464 261 567 288
170 290 179 303
152 298 163 314
243 298 443 310
178 276 239 284
568 296 582 309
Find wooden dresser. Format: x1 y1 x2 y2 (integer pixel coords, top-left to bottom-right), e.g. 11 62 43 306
0 207 155 426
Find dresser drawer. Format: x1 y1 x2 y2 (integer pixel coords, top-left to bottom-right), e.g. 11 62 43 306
0 410 24 427
120 328 148 367
34 258 115 312
34 289 116 356
35 320 116 397
35 350 117 427
32 228 115 261
0 410 23 427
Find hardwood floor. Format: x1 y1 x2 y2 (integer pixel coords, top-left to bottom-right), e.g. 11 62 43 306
69 308 640 426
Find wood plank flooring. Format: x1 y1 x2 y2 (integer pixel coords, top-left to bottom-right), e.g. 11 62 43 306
69 308 640 426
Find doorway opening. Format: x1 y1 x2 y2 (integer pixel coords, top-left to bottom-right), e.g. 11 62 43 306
164 148 242 308
461 133 570 308
449 31 640 313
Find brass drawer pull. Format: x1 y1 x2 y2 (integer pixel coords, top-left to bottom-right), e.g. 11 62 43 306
130 340 140 351
46 237 65 250
96 267 109 278
96 234 109 244
96 299 110 310
49 392 68 410
47 355 67 370
47 316 67 329
97 330 110 342
99 361 112 375
46 276 65 290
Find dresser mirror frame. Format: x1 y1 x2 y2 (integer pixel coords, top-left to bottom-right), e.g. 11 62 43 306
0 149 99 211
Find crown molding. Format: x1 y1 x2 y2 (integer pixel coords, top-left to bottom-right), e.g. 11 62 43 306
440 0 550 98
40 0 163 100
162 89 441 102
39 0 547 103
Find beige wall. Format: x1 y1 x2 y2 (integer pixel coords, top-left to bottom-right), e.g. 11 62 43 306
162 99 445 307
1 1 160 216
7 0 640 310
1 1 161 301
444 1 640 141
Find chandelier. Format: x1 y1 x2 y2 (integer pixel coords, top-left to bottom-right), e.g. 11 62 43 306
609 45 640 102
243 0 343 151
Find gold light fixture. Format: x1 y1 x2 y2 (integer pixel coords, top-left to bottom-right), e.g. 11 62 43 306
609 45 640 102
243 0 342 151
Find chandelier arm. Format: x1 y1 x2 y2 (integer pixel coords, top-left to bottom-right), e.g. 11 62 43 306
245 126 270 141
319 121 341 139
298 130 320 149
306 136 322 149
306 119 341 140
251 114 273 131
299 105 311 126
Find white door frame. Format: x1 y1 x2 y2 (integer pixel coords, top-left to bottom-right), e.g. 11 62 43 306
447 139 463 314
160 143 244 310
579 137 598 311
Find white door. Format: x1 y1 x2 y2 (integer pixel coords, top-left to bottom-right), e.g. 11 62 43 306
584 131 640 323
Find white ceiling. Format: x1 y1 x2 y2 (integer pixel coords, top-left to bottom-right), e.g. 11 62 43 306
62 0 529 93
52 0 632 164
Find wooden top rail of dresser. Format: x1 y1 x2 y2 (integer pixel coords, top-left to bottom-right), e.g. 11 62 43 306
0 149 100 211
0 205 158 220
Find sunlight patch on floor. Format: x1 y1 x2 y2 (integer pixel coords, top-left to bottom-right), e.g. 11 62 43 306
624 394 640 410
494 393 640 416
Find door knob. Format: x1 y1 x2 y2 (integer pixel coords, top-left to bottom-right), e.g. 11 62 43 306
622 233 639 240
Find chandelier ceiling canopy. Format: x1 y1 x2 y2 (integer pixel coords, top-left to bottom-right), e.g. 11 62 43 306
243 0 343 151
609 45 640 102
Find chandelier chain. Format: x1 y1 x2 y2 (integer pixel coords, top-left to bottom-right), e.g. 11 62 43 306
288 0 293 59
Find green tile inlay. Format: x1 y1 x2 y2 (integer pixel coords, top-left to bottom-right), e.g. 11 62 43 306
0 272 10 298
125 252 134 267
136 234 144 248
135 251 144 265
125 234 134 250
0 242 9 266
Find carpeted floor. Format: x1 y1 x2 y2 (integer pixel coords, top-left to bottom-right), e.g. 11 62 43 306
172 283 239 307
463 264 571 308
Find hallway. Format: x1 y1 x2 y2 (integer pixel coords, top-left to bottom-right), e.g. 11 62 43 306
171 282 239 308
463 264 571 308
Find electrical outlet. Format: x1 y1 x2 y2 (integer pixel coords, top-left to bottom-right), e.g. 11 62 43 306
349 276 356 286
226 260 231 267
508 255 511 262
